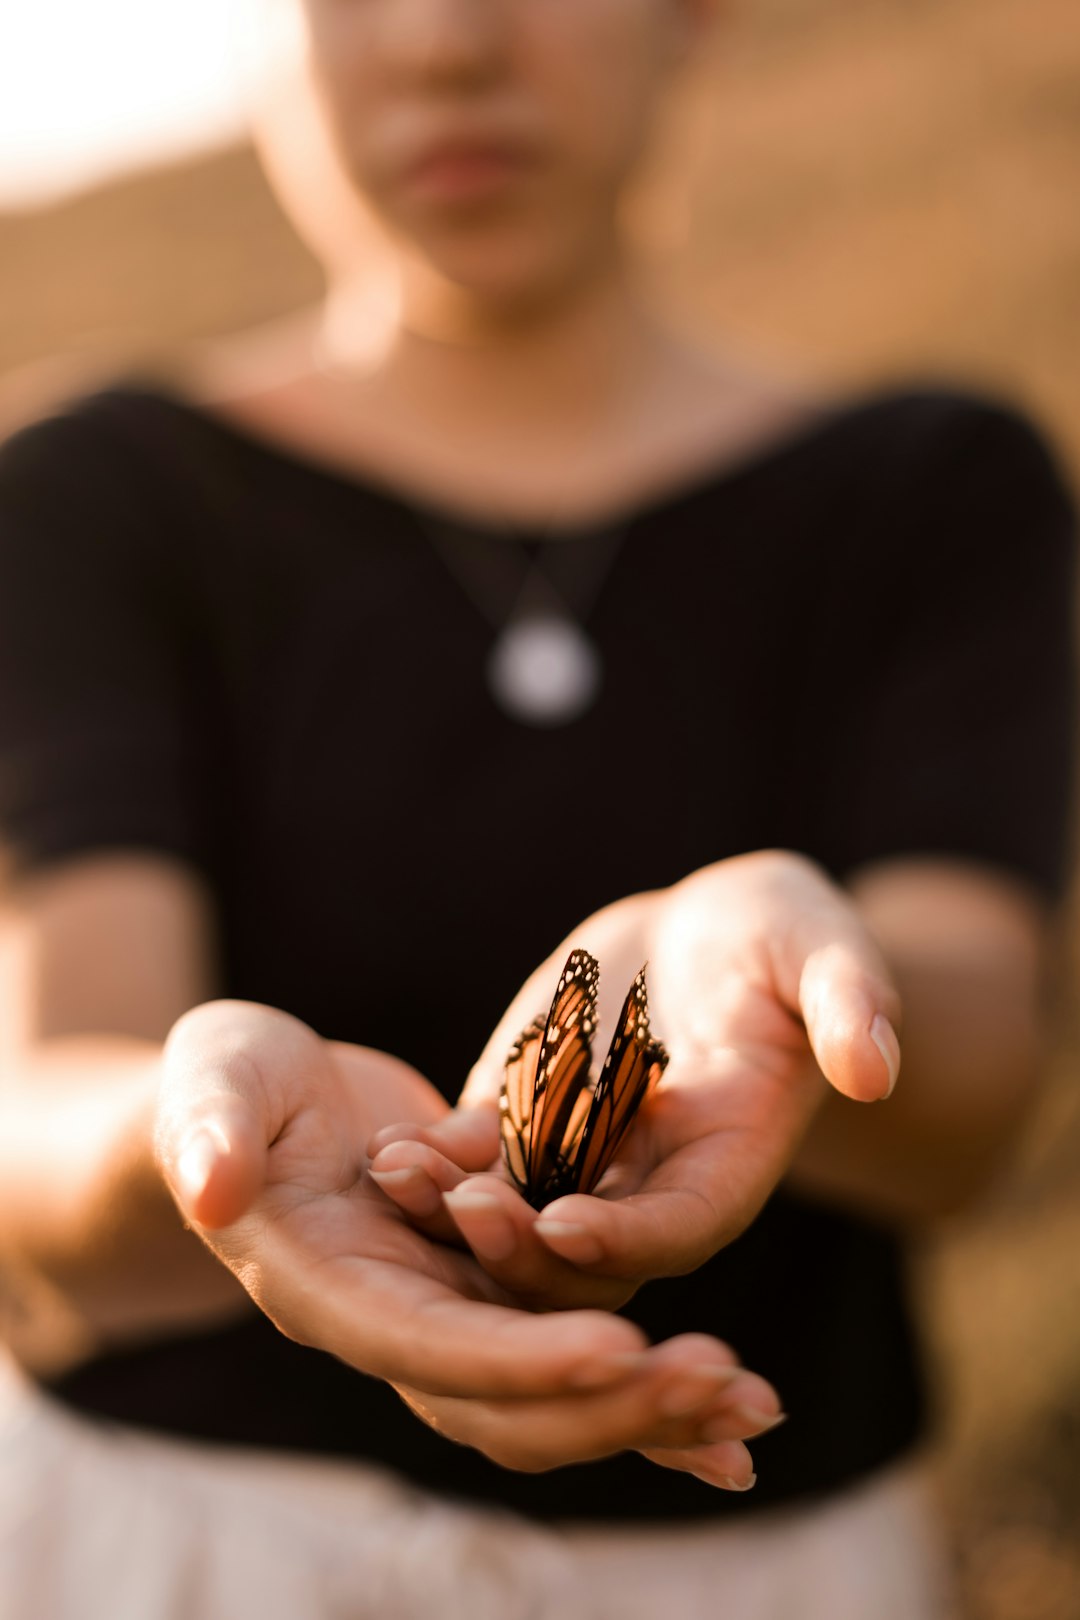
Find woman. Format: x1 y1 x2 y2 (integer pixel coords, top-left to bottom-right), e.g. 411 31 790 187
0 1 1074 1616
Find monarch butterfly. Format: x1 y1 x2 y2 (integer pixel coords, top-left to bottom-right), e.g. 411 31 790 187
499 948 669 1210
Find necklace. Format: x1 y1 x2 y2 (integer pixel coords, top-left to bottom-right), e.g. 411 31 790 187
309 315 628 725
421 519 626 726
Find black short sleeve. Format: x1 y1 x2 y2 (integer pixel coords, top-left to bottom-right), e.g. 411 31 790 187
811 396 1077 900
0 402 215 880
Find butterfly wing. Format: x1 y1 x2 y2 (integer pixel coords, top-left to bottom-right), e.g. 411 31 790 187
499 949 599 1209
571 964 668 1197
527 949 599 1201
499 1014 546 1197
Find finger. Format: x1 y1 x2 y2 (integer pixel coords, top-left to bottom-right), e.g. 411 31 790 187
534 1159 818 1325
797 942 901 1102
167 1097 267 1230
440 1176 636 1309
403 1388 740 1474
291 1249 651 1398
620 1344 783 1446
661 855 901 1104
753 858 902 1102
396 1335 762 1471
367 1107 500 1168
639 1439 757 1491
155 999 313 1227
698 1381 787 1441
533 1177 742 1280
367 1141 471 1242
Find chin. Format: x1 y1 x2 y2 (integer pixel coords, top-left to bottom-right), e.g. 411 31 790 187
407 218 612 319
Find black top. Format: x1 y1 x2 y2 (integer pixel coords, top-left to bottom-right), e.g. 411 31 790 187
0 383 1074 1522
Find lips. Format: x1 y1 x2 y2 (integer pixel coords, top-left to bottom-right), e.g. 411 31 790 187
400 134 541 202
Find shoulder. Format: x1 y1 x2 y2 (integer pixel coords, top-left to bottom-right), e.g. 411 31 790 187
810 387 1077 588
835 386 1073 511
0 384 194 538
0 381 183 493
0 384 210 616
0 382 219 579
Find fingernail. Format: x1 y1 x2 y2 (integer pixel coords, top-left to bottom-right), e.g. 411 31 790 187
368 1168 416 1190
443 1188 516 1260
689 1462 758 1490
533 1219 604 1265
569 1351 650 1389
442 1187 500 1209
176 1128 221 1203
660 1370 741 1416
706 1407 788 1440
688 1363 743 1385
870 1014 900 1098
369 1166 442 1217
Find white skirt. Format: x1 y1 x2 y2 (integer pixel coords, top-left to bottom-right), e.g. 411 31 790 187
0 1351 949 1620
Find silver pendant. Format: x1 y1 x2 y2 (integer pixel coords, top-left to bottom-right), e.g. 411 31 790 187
486 614 601 726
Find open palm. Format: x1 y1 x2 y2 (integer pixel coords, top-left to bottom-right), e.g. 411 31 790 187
153 998 782 1485
368 852 901 1305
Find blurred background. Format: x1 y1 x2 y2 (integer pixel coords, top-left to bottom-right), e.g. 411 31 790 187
1 0 1078 1614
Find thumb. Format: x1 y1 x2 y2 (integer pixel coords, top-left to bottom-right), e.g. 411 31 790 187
155 1000 294 1229
666 854 902 1105
728 857 903 1103
166 1094 267 1229
798 941 901 1103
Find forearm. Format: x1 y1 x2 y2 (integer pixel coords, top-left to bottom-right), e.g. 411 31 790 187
0 1034 246 1370
788 860 1050 1225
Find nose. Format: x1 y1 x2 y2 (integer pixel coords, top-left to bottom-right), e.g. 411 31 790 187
378 0 510 89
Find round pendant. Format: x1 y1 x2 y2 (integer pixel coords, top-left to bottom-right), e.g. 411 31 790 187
486 614 601 726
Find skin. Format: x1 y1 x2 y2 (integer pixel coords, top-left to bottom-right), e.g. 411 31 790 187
0 0 1055 1490
367 855 1047 1305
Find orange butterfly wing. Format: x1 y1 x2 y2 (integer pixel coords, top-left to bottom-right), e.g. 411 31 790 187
571 965 668 1197
499 952 665 1209
499 950 598 1209
527 950 599 1194
499 1014 546 1197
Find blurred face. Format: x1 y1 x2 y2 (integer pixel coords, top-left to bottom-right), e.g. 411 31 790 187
295 0 701 307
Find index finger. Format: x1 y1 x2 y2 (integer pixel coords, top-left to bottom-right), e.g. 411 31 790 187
533 1184 744 1280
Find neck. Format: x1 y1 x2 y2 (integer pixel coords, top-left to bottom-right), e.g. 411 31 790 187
320 249 666 444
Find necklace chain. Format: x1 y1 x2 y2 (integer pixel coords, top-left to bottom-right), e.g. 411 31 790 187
312 318 630 725
418 516 628 727
422 519 626 632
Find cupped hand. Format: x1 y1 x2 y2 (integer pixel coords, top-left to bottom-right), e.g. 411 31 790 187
153 999 779 1486
368 851 901 1304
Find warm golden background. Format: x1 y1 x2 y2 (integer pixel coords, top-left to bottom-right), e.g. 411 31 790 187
2 1 1078 1615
